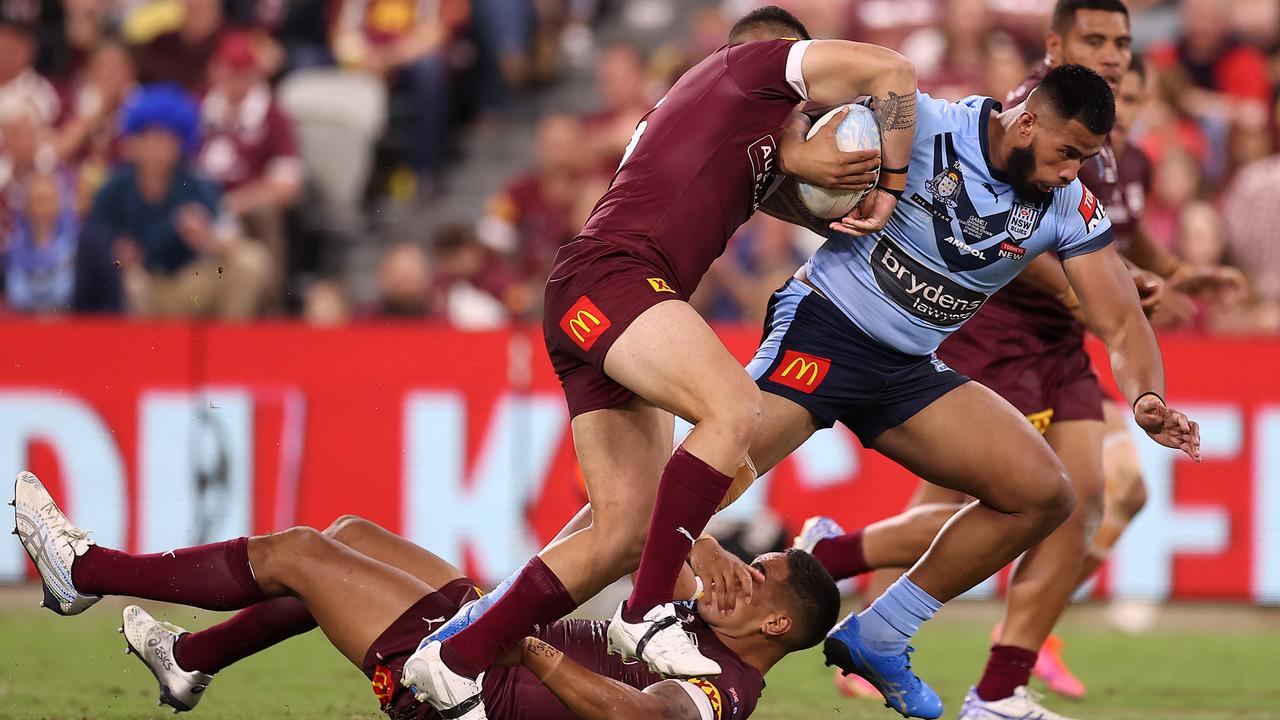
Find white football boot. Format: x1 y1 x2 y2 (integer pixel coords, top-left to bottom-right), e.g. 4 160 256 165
12 471 100 615
606 601 722 678
958 686 1081 720
121 605 213 712
401 640 488 720
792 515 846 554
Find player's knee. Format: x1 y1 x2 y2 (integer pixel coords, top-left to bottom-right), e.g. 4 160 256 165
1025 468 1076 528
1115 476 1148 520
708 384 763 449
323 514 371 542
253 526 331 586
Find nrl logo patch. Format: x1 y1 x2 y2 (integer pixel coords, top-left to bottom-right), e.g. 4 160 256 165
925 164 964 208
1005 201 1041 241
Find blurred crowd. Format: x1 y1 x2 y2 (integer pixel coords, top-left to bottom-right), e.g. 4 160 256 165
1 0 1278 334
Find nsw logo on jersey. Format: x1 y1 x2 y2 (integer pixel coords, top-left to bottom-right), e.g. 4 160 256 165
870 237 988 327
1005 201 1042 241
1078 186 1107 233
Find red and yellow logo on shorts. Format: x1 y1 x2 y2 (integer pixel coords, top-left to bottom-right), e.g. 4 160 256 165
769 350 831 394
1026 408 1054 434
371 664 395 706
647 277 676 294
686 678 724 720
559 296 612 351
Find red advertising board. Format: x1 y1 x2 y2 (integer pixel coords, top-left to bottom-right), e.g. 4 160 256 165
0 318 1276 603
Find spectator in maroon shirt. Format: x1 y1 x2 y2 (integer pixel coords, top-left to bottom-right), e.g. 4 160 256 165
429 223 524 328
197 30 303 296
56 39 137 206
480 113 586 292
580 43 654 171
133 0 226 95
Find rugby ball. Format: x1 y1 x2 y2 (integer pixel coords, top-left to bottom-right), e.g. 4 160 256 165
796 103 882 219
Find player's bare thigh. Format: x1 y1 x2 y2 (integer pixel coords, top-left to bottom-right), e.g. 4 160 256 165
323 515 466 592
249 528 439 668
873 382 1068 513
602 299 762 471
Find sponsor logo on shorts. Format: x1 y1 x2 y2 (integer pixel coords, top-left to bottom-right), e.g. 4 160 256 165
1078 186 1107 233
870 237 988 327
647 277 676 294
998 241 1026 260
1026 408 1054 434
769 350 831 393
1005 200 1042 241
687 678 724 720
559 296 612 351
371 664 395 706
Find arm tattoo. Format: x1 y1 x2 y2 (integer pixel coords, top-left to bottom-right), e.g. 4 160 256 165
875 90 916 131
644 681 705 720
524 638 559 660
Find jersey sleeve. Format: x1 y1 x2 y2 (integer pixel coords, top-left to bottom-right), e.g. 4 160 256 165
1054 180 1114 260
725 39 812 103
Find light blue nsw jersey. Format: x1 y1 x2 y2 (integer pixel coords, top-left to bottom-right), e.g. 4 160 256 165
804 93 1113 356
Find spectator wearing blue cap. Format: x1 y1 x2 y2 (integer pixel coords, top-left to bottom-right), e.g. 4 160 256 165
83 83 270 319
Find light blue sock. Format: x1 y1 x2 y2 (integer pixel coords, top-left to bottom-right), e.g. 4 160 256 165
856 576 943 656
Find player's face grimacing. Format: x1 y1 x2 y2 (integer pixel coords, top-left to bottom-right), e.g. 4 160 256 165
1048 9 1132 91
697 552 794 631
1009 114 1104 199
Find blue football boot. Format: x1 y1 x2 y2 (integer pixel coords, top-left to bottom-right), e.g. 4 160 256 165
823 613 943 719
416 571 518 652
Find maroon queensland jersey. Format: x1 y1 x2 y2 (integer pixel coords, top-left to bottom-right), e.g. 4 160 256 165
1105 142 1152 255
578 39 813 296
482 609 764 720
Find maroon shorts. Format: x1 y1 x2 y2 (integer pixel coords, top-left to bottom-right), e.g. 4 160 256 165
361 578 482 720
937 332 1103 431
543 237 687 418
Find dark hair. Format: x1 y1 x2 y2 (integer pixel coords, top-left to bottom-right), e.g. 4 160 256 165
1052 0 1129 34
1031 64 1115 136
1128 54 1146 83
780 549 840 651
728 6 811 42
432 223 481 252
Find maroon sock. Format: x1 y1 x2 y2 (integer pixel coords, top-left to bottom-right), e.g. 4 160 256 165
71 538 266 611
173 597 317 674
811 529 870 581
439 556 575 679
975 644 1038 701
623 446 734 623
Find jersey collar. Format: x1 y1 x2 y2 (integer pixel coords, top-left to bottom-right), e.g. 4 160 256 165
978 97 1012 186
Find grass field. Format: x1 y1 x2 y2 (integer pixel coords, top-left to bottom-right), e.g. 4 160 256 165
1 593 1277 720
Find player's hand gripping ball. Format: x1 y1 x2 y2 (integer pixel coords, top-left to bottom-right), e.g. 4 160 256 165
797 104 882 219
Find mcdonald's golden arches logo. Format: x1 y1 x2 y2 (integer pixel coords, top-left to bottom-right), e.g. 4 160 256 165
768 349 831 394
559 296 612 351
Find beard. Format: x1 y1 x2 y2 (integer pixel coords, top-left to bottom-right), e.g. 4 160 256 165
1006 143 1051 204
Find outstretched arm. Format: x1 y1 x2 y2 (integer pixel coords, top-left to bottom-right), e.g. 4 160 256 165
519 637 708 720
1063 245 1200 461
